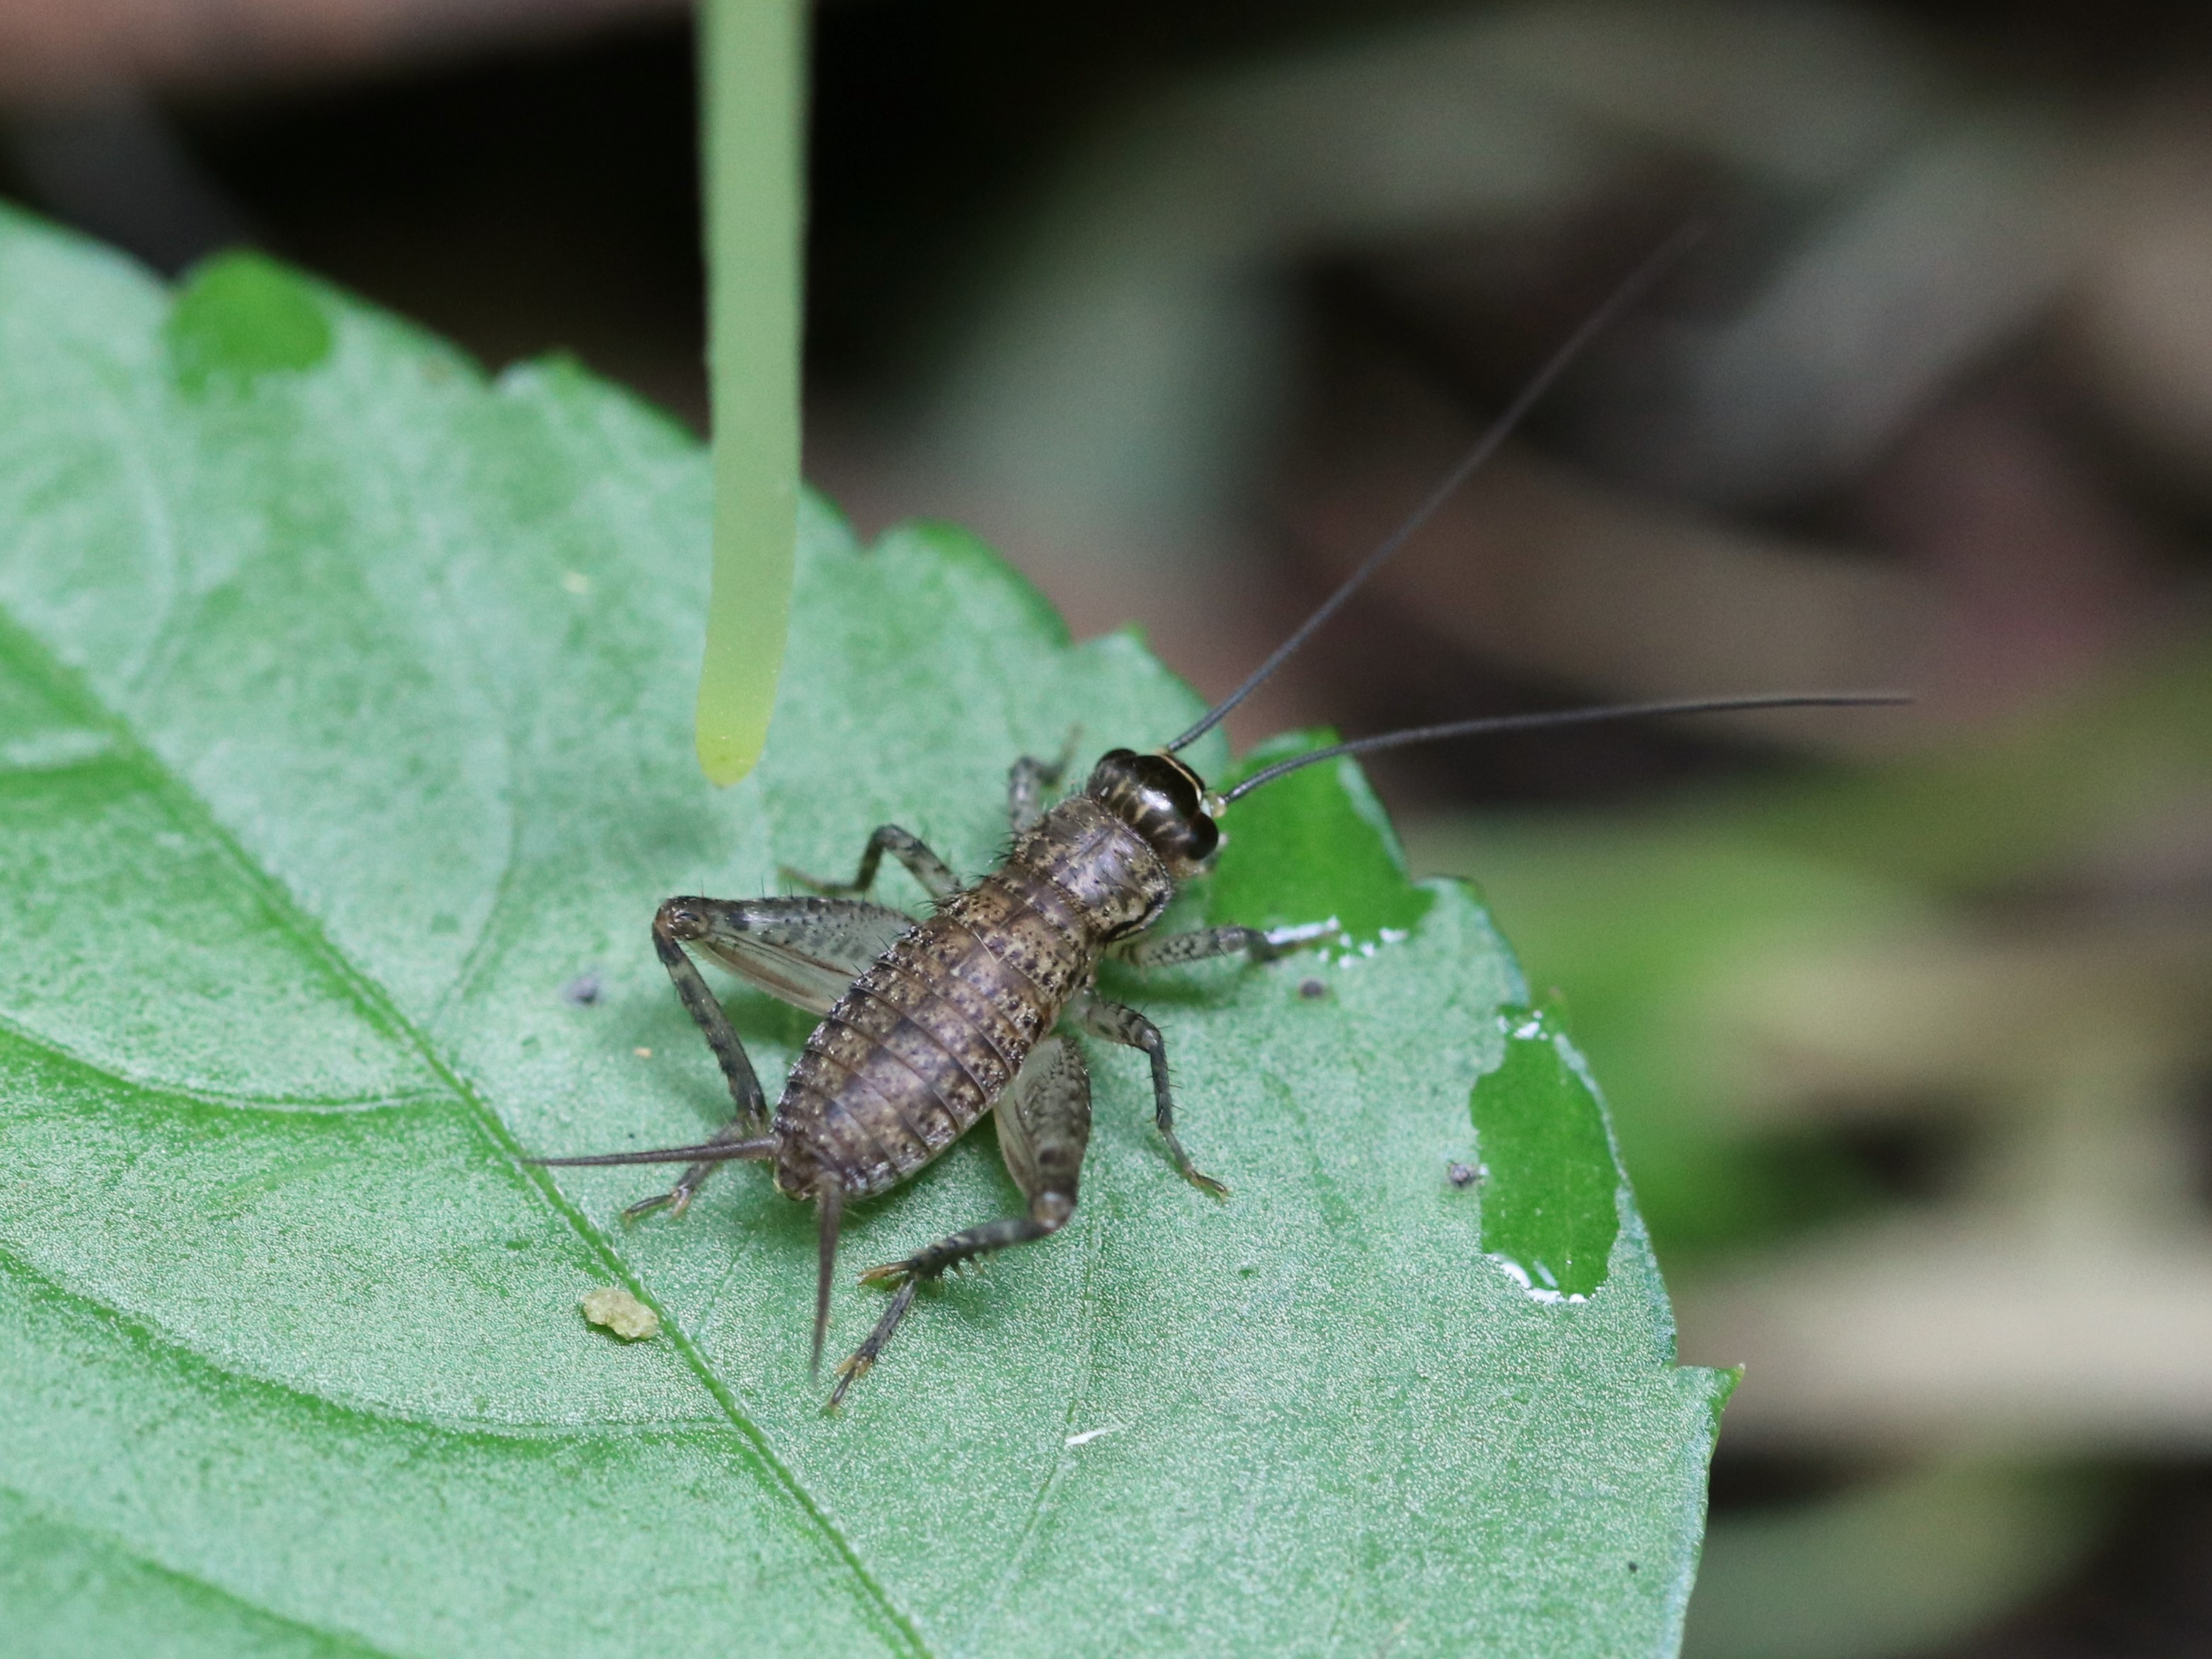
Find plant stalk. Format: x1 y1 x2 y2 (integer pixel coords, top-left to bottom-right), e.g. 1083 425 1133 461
694 0 805 786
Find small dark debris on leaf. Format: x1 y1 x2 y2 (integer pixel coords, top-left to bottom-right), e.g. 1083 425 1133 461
1448 1161 1479 1188
1298 978 1329 1000
561 970 603 1006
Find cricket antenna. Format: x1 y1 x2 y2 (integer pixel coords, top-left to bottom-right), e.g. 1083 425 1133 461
1163 222 1705 758
1217 692 1914 805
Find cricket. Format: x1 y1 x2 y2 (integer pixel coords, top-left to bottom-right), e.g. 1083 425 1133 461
529 239 1906 1407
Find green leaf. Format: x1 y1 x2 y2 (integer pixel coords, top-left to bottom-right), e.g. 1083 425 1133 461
165 253 333 392
1471 1006 1622 1302
0 212 1728 1658
1205 729 1433 951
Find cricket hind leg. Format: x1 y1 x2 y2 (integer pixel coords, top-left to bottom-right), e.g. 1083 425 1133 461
597 896 900 1222
827 1036 1090 1408
1070 989 1227 1197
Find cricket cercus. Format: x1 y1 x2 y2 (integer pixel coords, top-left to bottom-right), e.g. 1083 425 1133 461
529 239 1906 1407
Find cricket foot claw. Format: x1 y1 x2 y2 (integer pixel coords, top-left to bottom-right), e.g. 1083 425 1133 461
1168 1149 1230 1199
621 1187 694 1224
1159 1126 1230 1198
824 1353 871 1412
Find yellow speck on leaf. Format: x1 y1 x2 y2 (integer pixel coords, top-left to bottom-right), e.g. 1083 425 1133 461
581 1287 660 1341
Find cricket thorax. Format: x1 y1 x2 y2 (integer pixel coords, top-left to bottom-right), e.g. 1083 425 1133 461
1007 794 1177 938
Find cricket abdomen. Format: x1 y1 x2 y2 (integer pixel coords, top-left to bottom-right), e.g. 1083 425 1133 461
774 797 1171 1198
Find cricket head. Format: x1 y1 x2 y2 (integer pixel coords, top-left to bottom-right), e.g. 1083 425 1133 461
1085 748 1221 877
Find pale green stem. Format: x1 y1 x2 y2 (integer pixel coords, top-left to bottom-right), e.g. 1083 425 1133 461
694 0 804 786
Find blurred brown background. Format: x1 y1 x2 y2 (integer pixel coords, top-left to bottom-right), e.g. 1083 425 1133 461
6 1 2210 1654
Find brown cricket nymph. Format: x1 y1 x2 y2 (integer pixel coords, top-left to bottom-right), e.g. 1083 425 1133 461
525 229 1908 1408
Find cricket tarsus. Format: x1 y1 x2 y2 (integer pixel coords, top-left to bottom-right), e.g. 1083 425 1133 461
525 1137 777 1225
827 1221 1056 1413
828 1281 916 1411
1073 989 1229 1196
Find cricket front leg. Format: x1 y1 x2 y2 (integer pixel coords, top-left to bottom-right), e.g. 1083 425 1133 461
828 1037 1091 1408
1113 924 1293 971
1069 990 1227 1197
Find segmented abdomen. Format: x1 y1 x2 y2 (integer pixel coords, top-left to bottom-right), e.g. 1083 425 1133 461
777 863 1098 1197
